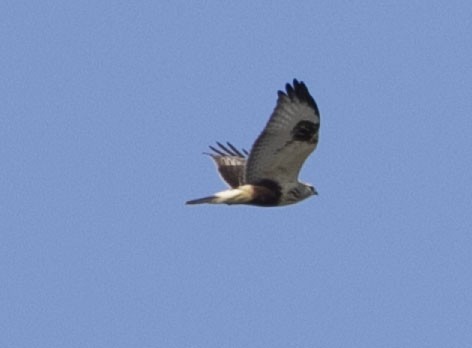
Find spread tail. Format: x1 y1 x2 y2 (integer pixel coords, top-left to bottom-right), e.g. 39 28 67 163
186 196 217 205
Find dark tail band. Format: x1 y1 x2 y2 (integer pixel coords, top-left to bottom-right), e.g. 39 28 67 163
185 196 216 205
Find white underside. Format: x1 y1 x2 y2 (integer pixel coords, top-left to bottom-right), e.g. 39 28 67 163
212 185 254 204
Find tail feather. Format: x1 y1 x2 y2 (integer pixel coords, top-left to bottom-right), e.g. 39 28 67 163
186 186 254 206
186 196 217 205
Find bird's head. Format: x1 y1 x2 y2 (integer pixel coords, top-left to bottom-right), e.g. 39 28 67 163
300 183 318 198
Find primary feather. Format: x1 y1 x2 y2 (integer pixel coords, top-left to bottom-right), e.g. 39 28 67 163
205 142 248 188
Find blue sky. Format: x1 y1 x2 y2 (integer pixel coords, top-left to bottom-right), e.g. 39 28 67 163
2 1 472 347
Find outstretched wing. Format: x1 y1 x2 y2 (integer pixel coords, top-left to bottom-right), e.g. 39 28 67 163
245 79 320 184
205 142 249 188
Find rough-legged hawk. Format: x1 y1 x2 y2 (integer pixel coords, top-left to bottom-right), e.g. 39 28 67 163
186 79 320 207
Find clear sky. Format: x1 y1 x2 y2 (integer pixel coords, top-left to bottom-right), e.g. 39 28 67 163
2 1 472 347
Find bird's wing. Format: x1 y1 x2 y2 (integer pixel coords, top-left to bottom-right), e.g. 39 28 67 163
205 142 248 188
245 79 320 184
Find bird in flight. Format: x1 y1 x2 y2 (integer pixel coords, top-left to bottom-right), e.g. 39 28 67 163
186 79 320 207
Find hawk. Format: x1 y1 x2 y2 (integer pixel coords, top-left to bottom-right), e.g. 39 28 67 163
186 79 320 207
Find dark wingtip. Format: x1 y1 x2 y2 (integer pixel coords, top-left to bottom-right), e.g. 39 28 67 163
208 144 226 156
226 142 245 157
207 142 247 158
286 78 319 115
217 142 236 156
285 82 294 96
